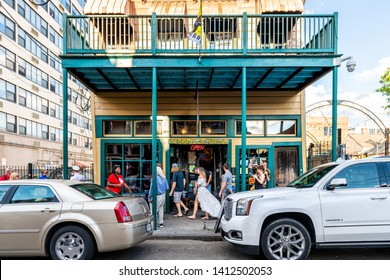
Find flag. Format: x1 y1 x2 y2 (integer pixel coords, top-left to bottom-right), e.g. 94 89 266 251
188 0 202 45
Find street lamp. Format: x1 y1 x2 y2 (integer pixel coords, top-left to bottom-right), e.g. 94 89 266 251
332 56 356 161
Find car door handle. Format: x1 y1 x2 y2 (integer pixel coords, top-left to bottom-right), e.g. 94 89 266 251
41 208 56 213
370 196 387 200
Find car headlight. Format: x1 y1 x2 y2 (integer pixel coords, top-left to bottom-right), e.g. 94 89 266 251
236 196 263 216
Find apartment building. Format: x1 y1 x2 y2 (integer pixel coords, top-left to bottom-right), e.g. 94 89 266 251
0 0 92 167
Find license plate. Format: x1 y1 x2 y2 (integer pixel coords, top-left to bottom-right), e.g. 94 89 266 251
145 223 152 233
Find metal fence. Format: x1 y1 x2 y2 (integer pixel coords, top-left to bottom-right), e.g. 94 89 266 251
65 13 336 55
0 164 94 182
307 141 332 170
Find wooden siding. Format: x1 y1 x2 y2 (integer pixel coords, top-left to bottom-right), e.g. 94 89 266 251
94 91 302 116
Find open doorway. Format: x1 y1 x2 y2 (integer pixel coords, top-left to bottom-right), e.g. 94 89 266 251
169 144 228 194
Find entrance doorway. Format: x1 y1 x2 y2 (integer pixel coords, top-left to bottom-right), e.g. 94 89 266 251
169 144 228 193
274 146 299 187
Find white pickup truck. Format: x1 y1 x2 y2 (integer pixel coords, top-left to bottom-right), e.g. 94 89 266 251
219 157 390 260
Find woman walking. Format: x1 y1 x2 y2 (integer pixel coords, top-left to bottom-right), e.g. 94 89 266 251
188 167 221 220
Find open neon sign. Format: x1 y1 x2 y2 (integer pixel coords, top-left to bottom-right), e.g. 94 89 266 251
190 144 205 151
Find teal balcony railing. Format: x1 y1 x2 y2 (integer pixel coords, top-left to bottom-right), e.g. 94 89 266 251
64 13 337 55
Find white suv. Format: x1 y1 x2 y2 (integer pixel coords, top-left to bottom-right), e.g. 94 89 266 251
219 157 390 260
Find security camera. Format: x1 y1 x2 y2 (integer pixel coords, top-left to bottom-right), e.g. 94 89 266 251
346 59 356 72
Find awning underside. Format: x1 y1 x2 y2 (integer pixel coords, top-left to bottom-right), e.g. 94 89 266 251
69 66 329 92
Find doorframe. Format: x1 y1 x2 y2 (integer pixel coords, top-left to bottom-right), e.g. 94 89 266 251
235 141 303 191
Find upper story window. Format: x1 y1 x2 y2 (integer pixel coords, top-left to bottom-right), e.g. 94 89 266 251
0 112 16 133
0 46 16 71
236 120 265 136
3 0 15 9
18 1 48 37
267 120 296 136
0 12 15 40
135 121 162 136
200 121 226 136
104 120 132 135
0 79 16 103
18 28 48 63
171 120 197 136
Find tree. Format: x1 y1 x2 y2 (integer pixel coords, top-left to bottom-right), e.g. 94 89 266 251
377 68 390 110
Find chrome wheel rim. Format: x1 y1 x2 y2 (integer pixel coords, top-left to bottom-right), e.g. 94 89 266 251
55 231 85 260
266 224 306 260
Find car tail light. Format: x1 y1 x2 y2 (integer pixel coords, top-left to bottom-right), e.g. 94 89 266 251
114 201 133 223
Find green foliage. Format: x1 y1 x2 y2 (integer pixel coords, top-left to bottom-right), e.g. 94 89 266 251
377 68 390 110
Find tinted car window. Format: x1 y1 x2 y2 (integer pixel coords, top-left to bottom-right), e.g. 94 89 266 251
287 164 337 188
70 183 119 200
11 185 58 203
332 163 380 189
0 185 12 203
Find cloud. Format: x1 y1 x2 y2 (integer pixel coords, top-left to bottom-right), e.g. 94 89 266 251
355 56 390 83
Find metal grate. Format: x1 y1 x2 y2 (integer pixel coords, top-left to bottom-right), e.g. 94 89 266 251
223 198 233 221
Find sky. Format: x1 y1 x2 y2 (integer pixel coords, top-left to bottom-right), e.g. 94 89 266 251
303 0 390 129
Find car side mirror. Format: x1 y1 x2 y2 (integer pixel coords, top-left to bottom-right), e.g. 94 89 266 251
327 178 347 190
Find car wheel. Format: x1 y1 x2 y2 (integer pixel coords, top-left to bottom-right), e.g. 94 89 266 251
261 218 311 260
49 225 96 260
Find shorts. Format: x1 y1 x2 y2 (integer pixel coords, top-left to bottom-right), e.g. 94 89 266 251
173 191 182 203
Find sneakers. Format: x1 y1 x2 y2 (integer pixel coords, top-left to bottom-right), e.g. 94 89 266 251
159 223 164 228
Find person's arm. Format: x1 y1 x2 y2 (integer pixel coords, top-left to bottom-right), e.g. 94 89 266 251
219 181 226 197
206 172 212 185
170 181 176 196
123 181 132 194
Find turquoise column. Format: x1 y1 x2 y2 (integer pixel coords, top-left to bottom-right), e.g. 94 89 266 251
62 68 69 178
152 67 157 229
331 12 339 162
241 67 247 192
332 67 338 161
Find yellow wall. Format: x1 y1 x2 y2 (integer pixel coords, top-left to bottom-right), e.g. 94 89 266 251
92 90 304 183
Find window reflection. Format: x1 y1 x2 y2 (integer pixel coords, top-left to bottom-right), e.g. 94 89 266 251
200 121 226 135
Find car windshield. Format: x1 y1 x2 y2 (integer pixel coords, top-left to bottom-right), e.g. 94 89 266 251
286 164 338 188
70 183 119 200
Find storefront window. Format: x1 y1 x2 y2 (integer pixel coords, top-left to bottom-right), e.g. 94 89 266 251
135 121 162 135
200 121 226 136
171 120 197 136
236 120 264 136
104 143 160 194
103 120 131 135
267 120 296 136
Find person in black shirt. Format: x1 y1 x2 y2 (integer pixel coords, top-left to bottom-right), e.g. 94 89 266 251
169 163 189 217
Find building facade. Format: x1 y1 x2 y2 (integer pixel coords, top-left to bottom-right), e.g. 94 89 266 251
0 0 92 168
61 0 340 194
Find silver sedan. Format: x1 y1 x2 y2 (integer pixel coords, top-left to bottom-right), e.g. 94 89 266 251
0 180 153 260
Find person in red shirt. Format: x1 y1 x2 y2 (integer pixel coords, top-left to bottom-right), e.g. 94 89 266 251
0 167 14 181
106 165 132 195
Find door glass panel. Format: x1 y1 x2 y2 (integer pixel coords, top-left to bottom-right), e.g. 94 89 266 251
274 147 298 187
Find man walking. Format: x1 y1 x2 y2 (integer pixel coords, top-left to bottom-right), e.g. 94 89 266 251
218 163 234 200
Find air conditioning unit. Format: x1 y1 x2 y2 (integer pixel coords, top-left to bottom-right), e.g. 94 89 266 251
33 141 41 147
59 3 65 12
59 27 63 34
0 34 2 41
80 129 85 134
0 101 3 108
0 134 4 142
32 85 39 92
31 28 39 37
31 56 39 64
80 88 85 95
0 68 2 75
32 112 40 119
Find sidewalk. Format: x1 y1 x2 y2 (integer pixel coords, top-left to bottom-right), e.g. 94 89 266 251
151 212 223 241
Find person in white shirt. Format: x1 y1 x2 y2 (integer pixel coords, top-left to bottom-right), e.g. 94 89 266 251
70 166 85 181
